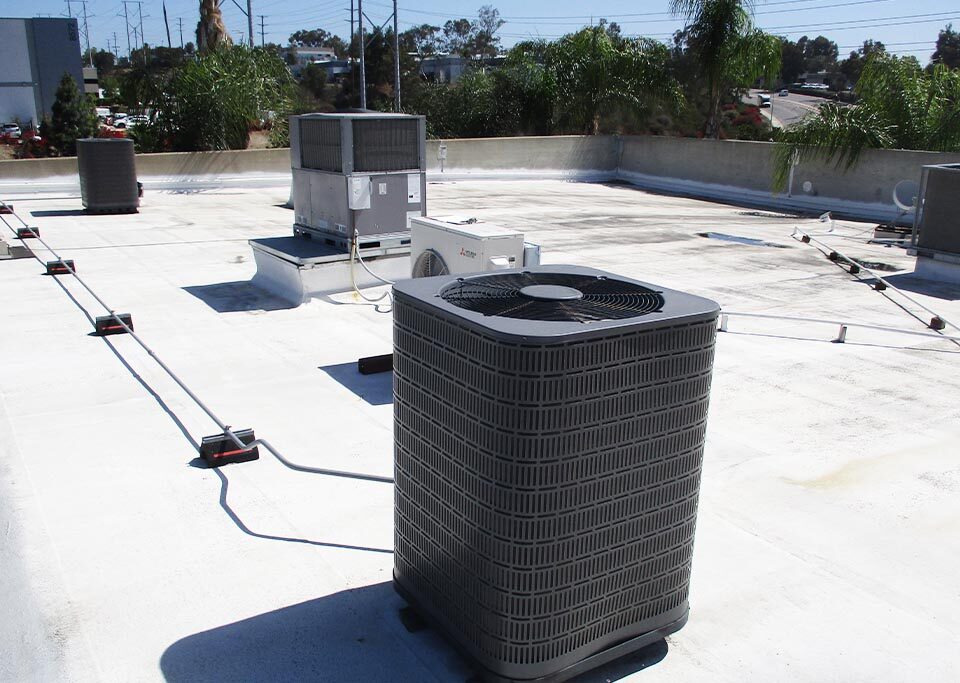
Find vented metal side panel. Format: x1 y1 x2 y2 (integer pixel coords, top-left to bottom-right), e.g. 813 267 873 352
352 118 420 172
77 138 139 213
917 164 960 255
393 285 717 681
299 117 342 172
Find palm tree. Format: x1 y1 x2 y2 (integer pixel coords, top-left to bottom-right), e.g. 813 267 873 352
670 0 780 138
546 27 682 135
773 54 960 189
197 0 231 53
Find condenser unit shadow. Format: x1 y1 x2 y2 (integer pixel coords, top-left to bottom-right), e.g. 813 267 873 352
29 209 88 218
879 273 960 301
159 582 668 683
183 281 296 313
319 362 393 406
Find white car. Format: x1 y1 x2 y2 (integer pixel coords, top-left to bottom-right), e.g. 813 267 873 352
2 123 21 139
125 115 149 127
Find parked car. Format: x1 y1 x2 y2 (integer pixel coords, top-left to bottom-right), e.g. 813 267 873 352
111 112 128 127
779 89 789 96
2 123 22 139
125 115 149 127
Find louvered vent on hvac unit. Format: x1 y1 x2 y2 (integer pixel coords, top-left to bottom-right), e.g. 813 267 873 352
77 138 139 214
392 265 720 682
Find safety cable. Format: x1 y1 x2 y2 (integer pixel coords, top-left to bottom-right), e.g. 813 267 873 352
719 311 960 344
792 226 959 335
0 199 394 484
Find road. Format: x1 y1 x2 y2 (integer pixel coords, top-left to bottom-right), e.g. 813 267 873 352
748 88 831 128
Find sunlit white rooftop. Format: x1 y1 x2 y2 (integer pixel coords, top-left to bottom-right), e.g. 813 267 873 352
1 177 959 682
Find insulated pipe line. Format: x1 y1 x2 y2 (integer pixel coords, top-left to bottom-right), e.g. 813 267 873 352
0 201 394 485
718 311 960 344
791 227 958 335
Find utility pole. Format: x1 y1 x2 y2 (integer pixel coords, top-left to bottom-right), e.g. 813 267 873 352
113 32 119 58
163 1 172 48
136 1 145 61
258 15 266 47
247 0 254 47
393 0 399 111
122 2 132 59
358 0 366 108
178 17 183 48
81 0 93 66
66 0 93 66
350 0 356 99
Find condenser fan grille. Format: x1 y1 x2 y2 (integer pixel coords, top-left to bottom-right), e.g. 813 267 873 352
439 272 665 322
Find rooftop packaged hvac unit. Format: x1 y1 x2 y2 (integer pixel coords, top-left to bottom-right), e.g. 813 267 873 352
77 138 139 213
290 112 426 250
410 216 525 278
393 266 719 682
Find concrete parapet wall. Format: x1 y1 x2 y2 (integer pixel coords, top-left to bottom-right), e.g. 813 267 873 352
426 135 619 179
619 135 960 205
4 136 960 224
0 148 290 193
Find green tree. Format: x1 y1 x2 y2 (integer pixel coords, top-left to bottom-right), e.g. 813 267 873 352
546 27 682 134
774 54 960 189
441 6 505 60
85 48 116 74
46 73 98 156
802 35 839 73
779 37 805 84
300 63 328 100
137 45 294 152
492 49 557 135
839 39 886 86
931 24 960 69
288 28 348 57
670 0 781 137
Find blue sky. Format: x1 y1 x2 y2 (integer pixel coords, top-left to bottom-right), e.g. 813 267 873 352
4 0 956 63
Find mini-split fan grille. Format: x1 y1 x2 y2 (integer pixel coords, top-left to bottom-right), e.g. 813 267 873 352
392 266 718 682
439 272 665 322
412 249 450 278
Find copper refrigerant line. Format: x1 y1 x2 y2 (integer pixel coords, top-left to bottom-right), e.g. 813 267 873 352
0 199 393 484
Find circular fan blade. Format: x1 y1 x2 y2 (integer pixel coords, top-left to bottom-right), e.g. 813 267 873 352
439 272 664 322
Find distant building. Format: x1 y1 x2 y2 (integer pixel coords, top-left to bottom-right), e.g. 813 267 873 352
283 46 339 77
0 17 84 127
82 66 99 97
420 55 467 83
419 54 506 84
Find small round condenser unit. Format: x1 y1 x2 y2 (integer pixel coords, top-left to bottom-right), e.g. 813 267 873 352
393 266 720 681
77 138 139 213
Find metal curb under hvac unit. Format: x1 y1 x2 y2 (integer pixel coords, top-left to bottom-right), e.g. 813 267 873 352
392 265 720 682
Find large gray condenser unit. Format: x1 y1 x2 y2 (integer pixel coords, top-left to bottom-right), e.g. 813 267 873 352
77 138 139 213
290 112 426 249
393 266 720 682
914 163 960 256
